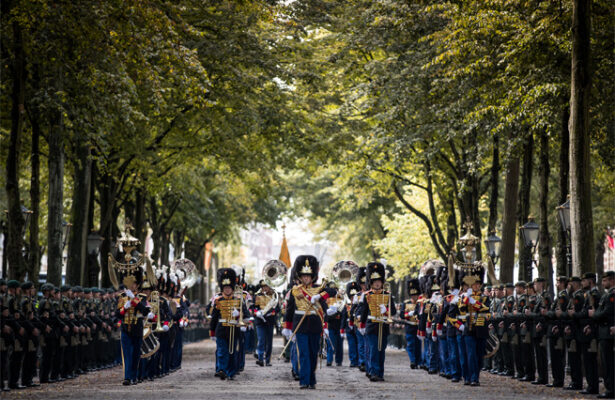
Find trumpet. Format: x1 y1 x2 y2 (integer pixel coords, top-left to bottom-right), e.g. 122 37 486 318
152 291 165 333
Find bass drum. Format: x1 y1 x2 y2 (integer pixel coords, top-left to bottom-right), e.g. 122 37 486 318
141 326 160 359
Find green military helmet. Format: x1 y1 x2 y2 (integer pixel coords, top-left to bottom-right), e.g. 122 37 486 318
21 281 34 290
83 288 91 294
7 280 20 289
0 279 6 286
60 284 71 292
72 286 83 293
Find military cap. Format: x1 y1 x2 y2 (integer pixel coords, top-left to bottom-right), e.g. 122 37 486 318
505 282 515 289
21 281 33 290
41 283 53 291
485 285 492 290
534 277 546 283
83 288 91 294
52 286 60 293
60 285 71 292
7 280 20 289
107 288 115 294
497 284 505 290
515 281 527 288
603 271 615 279
0 279 6 286
581 272 596 281
72 286 83 293
556 276 569 283
570 276 581 283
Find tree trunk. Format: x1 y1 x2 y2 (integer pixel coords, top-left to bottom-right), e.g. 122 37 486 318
47 91 65 286
538 129 553 289
28 108 41 282
67 140 92 285
488 134 500 234
569 0 595 276
555 107 570 277
135 188 147 251
6 20 27 280
595 232 604 279
499 155 520 283
517 134 534 282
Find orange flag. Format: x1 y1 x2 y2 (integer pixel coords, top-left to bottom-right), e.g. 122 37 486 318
279 226 291 269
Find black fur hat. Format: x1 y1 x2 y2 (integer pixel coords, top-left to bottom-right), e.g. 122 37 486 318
293 255 319 280
346 281 360 297
356 267 367 286
367 262 386 285
407 278 420 296
217 268 237 289
459 262 485 287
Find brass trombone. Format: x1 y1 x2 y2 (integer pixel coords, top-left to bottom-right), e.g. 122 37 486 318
229 284 245 354
377 282 394 351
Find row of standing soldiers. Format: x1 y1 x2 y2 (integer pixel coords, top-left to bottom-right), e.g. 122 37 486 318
487 272 614 399
1 280 121 391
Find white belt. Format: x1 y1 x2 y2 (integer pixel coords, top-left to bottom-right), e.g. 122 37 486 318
219 319 239 324
295 310 317 315
458 315 467 320
408 322 418 326
368 316 388 322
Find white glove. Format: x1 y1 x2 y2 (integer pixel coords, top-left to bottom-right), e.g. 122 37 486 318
452 295 460 304
352 296 358 305
282 328 292 339
432 334 438 342
210 335 216 341
147 312 155 320
359 328 366 335
466 288 473 296
458 324 465 332
232 309 240 318
451 289 460 296
311 294 321 304
468 297 477 305
324 328 329 337
240 326 247 332
179 320 184 328
418 335 425 341
291 334 297 342
125 290 135 299
436 329 443 336
162 324 169 332
379 304 387 314
256 310 264 318
124 300 132 309
326 306 338 316
426 327 432 335
341 333 346 339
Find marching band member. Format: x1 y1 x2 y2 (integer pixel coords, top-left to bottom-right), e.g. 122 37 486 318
341 281 361 368
359 262 396 381
403 278 421 369
324 281 344 367
354 267 368 372
209 268 249 380
282 255 330 389
254 279 279 367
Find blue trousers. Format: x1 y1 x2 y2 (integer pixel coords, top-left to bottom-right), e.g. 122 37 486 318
244 327 255 353
120 331 142 381
296 332 320 386
464 335 479 383
326 330 343 365
428 338 439 372
290 339 298 374
366 333 387 378
439 336 449 375
447 335 460 379
171 328 183 369
160 332 170 374
234 330 245 371
216 336 237 378
421 338 429 367
256 324 274 363
457 334 469 383
405 333 420 365
346 330 359 367
357 330 366 366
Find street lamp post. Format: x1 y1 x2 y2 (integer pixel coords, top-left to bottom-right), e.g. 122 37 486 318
556 198 572 277
85 232 104 286
484 232 502 283
520 217 540 281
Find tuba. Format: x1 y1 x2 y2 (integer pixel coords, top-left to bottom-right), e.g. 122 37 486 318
331 261 359 309
258 260 287 319
141 290 161 358
485 330 500 358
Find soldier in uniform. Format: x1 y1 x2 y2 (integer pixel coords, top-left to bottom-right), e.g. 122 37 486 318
354 267 368 372
488 284 505 375
7 280 26 389
546 276 568 388
562 276 584 391
19 281 40 387
282 255 330 389
590 271 614 399
402 278 421 369
38 283 56 383
526 277 550 385
340 281 361 368
324 281 343 367
510 281 526 380
426 277 441 375
254 278 279 367
358 261 396 382
575 272 601 395
1 279 15 391
210 267 250 381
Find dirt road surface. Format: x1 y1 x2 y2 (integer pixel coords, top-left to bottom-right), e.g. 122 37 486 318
3 338 605 400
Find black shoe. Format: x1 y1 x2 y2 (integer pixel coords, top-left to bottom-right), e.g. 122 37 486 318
122 380 131 386
227 376 235 381
300 385 309 389
350 364 358 368
326 363 332 367
1 387 9 392
239 367 244 372
214 371 222 377
266 362 272 367
471 382 480 387
253 352 258 359
256 360 264 367
519 376 533 382
9 384 26 390
546 382 563 388
131 380 137 385
428 370 438 375
564 385 583 391
597 393 615 399
218 371 227 380
451 378 460 383
581 389 599 395
464 381 471 386
531 380 547 385
309 385 316 389
27 382 40 387
410 363 417 369
369 376 382 382
359 365 365 372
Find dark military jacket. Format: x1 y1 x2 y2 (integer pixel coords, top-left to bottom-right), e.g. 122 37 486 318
591 287 614 340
